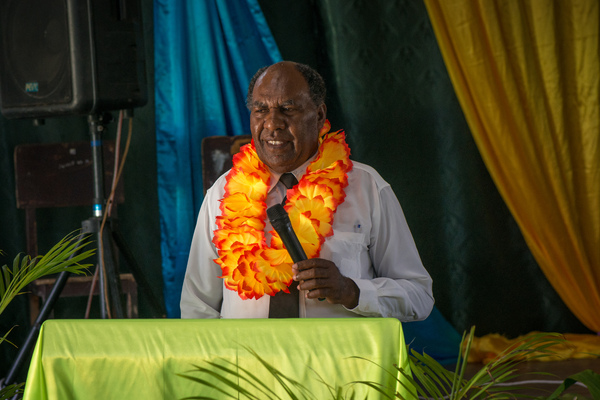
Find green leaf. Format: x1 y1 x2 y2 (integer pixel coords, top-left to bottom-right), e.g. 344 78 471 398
546 369 600 400
0 325 17 348
0 382 24 400
347 381 394 400
179 328 596 400
196 360 273 399
177 373 240 399
409 351 453 396
0 231 94 315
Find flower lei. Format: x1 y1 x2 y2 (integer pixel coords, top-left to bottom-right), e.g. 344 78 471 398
212 120 353 300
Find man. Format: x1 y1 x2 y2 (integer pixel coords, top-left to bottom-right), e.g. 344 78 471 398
181 61 434 320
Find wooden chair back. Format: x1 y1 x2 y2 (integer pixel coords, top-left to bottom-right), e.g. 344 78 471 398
201 135 252 194
14 140 136 321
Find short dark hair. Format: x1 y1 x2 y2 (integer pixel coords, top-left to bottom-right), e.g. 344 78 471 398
246 62 326 108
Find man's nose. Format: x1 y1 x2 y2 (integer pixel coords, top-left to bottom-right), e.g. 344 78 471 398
264 109 285 130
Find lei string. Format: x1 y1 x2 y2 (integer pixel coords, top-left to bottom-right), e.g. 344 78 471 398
213 120 353 300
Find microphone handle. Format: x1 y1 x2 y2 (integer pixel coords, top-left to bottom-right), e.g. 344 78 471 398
279 224 307 263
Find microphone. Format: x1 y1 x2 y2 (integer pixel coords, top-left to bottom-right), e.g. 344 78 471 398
267 204 326 302
266 204 307 263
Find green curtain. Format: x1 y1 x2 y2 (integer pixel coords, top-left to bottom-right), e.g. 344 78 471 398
258 0 592 337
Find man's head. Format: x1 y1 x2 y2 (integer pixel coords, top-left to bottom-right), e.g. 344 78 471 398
246 61 327 174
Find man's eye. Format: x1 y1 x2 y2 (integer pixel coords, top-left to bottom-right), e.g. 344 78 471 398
254 108 267 113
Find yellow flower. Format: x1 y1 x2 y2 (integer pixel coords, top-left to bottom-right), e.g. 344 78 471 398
225 171 269 202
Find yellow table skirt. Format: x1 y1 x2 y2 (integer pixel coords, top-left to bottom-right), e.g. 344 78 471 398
23 318 413 400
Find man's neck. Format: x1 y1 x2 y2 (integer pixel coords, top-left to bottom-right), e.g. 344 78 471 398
267 152 318 192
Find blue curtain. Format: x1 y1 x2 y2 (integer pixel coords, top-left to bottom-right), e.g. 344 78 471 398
154 0 282 317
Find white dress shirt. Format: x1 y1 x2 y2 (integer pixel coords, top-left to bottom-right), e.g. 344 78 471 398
181 158 434 321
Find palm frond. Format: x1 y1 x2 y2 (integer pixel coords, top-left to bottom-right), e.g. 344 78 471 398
346 380 394 400
178 366 251 400
395 328 584 400
308 366 357 400
0 231 94 315
408 349 453 398
0 382 24 400
180 349 315 400
181 359 280 400
242 347 312 400
546 369 600 400
0 326 17 348
180 329 599 400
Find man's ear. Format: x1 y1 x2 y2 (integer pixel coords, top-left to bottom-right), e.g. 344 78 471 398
317 103 327 129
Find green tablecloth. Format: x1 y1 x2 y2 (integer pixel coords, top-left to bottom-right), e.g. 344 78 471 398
23 318 413 399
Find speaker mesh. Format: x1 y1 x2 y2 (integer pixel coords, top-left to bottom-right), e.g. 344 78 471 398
0 0 147 118
0 0 72 106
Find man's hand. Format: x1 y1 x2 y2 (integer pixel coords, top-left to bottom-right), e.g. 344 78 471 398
292 258 360 309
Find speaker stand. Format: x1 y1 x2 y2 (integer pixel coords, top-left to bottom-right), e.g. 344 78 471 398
86 113 165 320
87 113 124 318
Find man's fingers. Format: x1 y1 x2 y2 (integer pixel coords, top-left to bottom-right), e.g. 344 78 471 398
298 277 329 291
293 259 339 281
305 288 329 300
292 258 352 304
295 267 327 281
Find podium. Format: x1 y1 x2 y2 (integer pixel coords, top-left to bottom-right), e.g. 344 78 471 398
23 319 414 399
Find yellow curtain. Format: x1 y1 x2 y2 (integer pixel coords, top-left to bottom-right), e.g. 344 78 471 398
423 0 600 332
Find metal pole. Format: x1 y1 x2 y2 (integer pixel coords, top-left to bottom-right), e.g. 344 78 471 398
87 114 124 319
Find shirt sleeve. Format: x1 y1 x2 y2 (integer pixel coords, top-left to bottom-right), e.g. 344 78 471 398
350 185 434 321
180 185 224 319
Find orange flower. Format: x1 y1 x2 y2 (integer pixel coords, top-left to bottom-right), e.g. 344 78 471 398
224 171 269 202
289 180 335 210
310 130 352 172
231 144 270 180
212 226 264 252
318 120 331 139
287 197 333 239
263 240 291 264
219 193 266 224
291 212 322 257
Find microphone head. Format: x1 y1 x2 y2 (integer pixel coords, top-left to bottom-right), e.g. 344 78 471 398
267 204 289 224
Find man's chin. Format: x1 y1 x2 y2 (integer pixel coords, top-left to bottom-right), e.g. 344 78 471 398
257 151 295 171
265 159 299 174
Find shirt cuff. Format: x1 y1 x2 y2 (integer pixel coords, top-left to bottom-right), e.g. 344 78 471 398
343 278 381 317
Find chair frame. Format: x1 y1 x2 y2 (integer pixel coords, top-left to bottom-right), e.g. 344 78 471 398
14 140 137 322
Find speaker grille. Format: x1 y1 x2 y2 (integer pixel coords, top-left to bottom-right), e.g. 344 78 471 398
0 0 147 119
0 0 72 107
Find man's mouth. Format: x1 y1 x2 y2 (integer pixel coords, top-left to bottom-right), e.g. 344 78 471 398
267 140 285 146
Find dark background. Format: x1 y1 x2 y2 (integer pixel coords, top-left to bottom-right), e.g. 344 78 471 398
0 0 591 382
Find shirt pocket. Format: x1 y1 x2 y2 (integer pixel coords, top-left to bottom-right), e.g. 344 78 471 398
322 231 369 278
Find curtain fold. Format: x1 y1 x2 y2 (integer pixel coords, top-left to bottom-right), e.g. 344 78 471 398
154 0 281 317
423 0 600 331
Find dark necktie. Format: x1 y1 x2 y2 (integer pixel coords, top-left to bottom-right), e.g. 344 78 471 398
279 172 298 204
269 172 300 318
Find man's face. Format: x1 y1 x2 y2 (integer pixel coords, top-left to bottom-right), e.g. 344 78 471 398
249 63 326 174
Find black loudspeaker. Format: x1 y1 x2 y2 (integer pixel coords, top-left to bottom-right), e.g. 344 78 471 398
0 0 147 119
